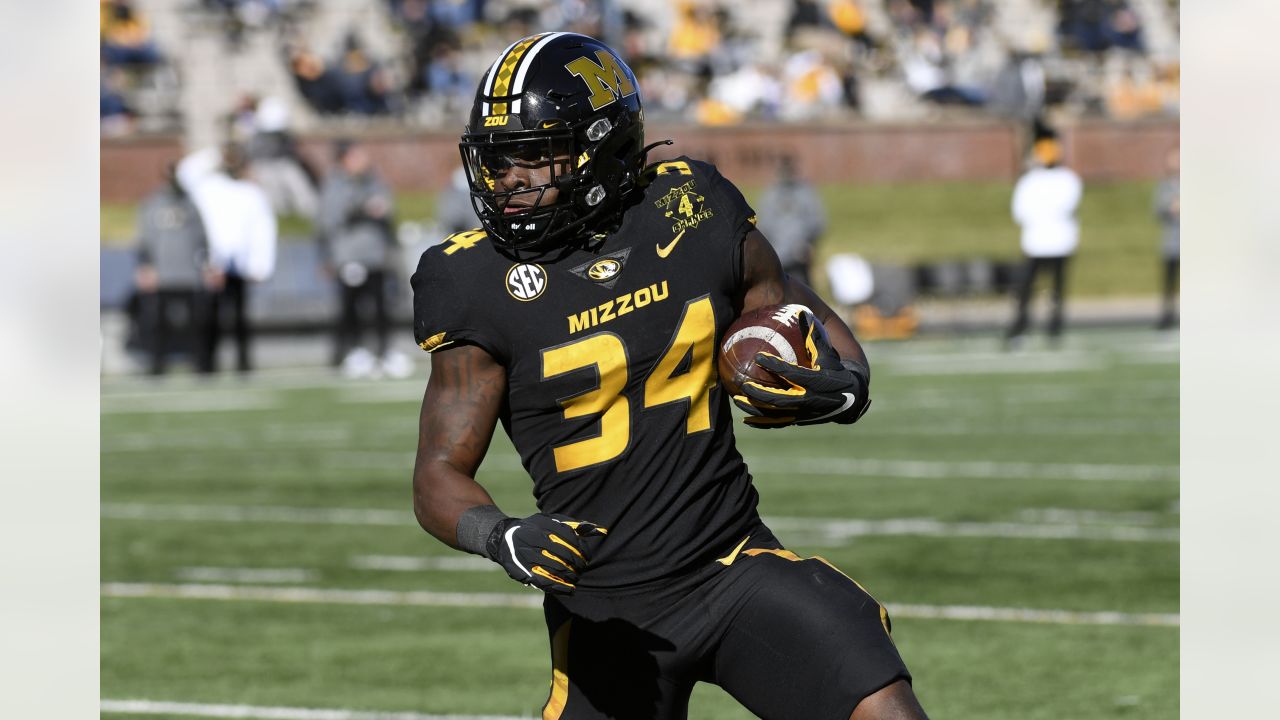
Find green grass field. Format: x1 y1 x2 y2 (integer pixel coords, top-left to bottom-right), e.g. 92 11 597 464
101 179 1162 297
101 328 1178 719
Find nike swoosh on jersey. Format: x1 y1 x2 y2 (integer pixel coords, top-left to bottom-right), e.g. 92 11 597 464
655 229 687 258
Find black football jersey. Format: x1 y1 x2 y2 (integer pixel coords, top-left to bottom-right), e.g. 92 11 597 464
412 157 763 591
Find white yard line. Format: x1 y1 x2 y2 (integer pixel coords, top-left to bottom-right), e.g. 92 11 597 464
102 582 542 609
350 556 496 572
101 698 528 720
754 456 1177 482
175 567 317 584
101 393 278 414
764 517 1178 543
102 503 1177 543
246 451 1176 482
100 582 1178 628
882 353 1106 376
103 503 410 526
108 447 1076 482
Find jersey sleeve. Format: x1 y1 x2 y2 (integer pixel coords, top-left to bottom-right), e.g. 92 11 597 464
410 238 504 360
696 160 757 291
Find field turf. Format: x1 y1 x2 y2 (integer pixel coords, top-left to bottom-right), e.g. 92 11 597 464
101 329 1178 719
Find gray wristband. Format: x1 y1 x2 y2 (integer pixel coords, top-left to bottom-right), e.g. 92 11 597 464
455 504 509 558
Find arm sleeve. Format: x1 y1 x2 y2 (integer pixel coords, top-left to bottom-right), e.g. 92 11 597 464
410 246 505 361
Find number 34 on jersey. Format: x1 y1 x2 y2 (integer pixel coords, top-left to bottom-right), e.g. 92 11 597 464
542 295 716 473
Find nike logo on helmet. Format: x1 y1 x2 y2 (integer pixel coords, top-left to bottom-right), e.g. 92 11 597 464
655 230 686 258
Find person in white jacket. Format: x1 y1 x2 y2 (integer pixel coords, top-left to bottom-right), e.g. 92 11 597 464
1005 137 1082 345
177 144 278 373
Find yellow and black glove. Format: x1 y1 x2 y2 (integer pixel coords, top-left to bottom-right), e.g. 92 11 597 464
732 311 871 428
485 513 608 594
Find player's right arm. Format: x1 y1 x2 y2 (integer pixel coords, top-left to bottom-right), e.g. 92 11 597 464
411 343 505 549
413 344 608 593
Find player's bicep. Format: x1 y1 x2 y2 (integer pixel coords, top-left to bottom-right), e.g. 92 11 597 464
738 229 867 368
736 229 786 314
416 344 506 477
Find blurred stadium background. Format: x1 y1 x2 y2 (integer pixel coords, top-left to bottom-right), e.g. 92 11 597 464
100 0 1179 718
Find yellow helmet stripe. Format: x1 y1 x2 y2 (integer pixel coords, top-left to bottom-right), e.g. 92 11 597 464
490 33 550 115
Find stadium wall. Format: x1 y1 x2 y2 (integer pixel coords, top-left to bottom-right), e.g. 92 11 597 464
101 120 1179 202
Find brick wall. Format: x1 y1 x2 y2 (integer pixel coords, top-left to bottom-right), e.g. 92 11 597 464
101 120 1179 202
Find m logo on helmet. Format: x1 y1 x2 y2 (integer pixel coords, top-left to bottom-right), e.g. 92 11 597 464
565 51 637 111
506 263 548 301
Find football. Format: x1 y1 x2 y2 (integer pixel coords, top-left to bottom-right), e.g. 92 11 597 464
718 303 814 396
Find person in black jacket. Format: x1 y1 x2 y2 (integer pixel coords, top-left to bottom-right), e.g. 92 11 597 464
133 164 214 375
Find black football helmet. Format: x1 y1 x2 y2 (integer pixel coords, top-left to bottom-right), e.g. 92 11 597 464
460 33 647 251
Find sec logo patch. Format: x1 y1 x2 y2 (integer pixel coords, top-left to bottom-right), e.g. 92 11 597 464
587 258 621 282
506 263 548 301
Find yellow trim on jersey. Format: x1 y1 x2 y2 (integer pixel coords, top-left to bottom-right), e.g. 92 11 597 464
419 332 450 353
543 620 572 720
742 547 804 562
742 549 894 638
716 536 751 566
490 33 548 115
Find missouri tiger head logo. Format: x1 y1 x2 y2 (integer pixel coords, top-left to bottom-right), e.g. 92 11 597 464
568 248 631 289
587 258 622 282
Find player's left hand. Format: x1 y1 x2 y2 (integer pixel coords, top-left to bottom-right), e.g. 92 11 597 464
485 513 608 594
732 311 870 428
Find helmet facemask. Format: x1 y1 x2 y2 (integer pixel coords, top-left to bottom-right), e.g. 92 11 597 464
460 110 641 252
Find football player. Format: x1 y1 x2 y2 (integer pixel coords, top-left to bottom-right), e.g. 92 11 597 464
411 32 927 719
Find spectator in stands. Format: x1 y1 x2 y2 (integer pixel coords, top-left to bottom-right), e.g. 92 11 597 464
100 0 163 67
423 42 473 112
134 164 213 375
393 0 459 99
100 66 134 137
317 140 409 379
1059 0 1143 54
756 156 826 286
787 0 828 39
332 32 393 115
177 144 278 374
667 0 722 75
1005 133 1083 347
246 96 320 219
1154 146 1179 329
1105 5 1144 51
828 0 875 53
287 42 343 114
781 49 846 119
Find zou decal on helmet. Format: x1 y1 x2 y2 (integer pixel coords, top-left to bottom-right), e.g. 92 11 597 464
459 33 651 251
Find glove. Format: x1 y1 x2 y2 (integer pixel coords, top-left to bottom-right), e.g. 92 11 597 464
732 310 871 429
485 513 608 594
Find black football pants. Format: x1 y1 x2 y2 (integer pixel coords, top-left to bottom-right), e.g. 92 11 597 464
540 529 910 719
